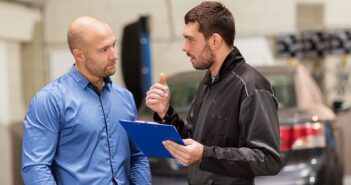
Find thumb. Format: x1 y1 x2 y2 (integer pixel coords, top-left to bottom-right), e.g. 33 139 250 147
183 138 193 145
159 73 168 86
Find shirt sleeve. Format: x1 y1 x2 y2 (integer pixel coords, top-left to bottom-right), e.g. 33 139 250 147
200 89 281 177
22 90 61 185
128 138 151 185
126 92 151 185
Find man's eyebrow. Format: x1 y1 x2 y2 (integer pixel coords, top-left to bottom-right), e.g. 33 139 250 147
183 34 193 39
98 39 116 49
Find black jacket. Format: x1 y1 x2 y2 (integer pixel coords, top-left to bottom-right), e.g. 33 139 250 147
155 47 281 185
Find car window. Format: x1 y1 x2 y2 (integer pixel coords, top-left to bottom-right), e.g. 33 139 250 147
140 71 295 115
170 81 199 112
266 74 296 109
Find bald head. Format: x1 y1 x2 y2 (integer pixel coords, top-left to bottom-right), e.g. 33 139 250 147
67 16 111 53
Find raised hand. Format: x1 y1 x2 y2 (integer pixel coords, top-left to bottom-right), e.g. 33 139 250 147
146 73 171 118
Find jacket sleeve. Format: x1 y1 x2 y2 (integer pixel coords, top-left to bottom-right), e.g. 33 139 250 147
153 106 193 138
200 89 281 177
22 91 60 185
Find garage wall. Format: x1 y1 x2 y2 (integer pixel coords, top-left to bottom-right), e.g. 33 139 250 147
43 0 296 83
1 1 351 184
44 0 351 85
0 1 42 185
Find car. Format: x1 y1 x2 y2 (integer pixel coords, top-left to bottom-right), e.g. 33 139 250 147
138 63 344 184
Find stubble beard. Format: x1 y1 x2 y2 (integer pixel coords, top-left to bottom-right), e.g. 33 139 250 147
191 44 215 70
85 57 116 78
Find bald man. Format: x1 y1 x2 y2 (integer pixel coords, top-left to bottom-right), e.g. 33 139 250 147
22 16 151 185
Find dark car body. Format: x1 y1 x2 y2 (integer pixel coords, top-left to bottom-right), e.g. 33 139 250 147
138 64 344 185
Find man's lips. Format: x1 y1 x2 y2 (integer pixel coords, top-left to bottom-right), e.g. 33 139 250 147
187 53 195 61
108 61 116 66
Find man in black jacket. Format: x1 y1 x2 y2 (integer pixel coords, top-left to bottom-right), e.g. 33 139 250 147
146 1 281 184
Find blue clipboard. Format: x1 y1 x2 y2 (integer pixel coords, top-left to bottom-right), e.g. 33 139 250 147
119 120 185 158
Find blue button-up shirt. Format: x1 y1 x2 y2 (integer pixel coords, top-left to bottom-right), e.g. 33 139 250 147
22 66 151 185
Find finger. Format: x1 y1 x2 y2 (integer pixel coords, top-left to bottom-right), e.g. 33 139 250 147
163 141 190 160
148 85 168 96
146 90 168 100
150 83 167 90
146 94 168 104
146 92 162 99
163 142 188 164
159 73 168 86
159 73 169 95
164 140 188 152
146 99 162 105
165 147 186 165
164 146 192 166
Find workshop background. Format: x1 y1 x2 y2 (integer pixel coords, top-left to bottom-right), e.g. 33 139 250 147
1 0 351 184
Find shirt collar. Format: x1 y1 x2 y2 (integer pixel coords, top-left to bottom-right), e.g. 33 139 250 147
69 65 112 90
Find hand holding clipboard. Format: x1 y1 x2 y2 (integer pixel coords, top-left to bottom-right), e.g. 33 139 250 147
119 120 185 158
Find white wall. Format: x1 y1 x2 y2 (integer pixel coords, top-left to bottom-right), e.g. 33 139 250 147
44 0 297 84
0 1 41 125
48 47 75 81
1 1 351 184
325 0 351 28
0 41 25 124
0 1 40 41
0 2 42 184
42 0 351 94
0 39 26 185
0 41 8 123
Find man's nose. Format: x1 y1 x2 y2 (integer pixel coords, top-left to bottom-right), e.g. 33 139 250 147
110 49 118 61
182 42 188 52
182 44 188 52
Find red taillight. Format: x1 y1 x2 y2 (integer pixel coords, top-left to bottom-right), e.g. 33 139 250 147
280 122 326 152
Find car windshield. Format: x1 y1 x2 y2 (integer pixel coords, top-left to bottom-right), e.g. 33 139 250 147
265 74 296 109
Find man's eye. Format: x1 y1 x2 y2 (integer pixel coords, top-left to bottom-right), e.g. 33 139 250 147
100 48 108 52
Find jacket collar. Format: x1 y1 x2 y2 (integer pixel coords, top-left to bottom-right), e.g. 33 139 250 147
204 46 245 85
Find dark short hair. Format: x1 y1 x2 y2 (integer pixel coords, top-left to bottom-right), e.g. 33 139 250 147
184 1 235 46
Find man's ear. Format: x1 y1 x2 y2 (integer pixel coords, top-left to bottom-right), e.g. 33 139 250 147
73 49 84 63
209 33 223 50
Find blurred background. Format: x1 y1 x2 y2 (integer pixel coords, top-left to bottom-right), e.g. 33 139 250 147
1 0 351 184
